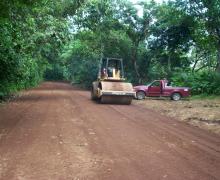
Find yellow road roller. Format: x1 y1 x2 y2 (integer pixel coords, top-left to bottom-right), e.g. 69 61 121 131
91 58 135 104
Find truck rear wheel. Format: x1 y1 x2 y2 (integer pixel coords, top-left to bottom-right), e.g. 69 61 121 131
136 91 145 100
171 93 181 101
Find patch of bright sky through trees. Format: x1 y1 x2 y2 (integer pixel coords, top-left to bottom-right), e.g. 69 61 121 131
131 0 166 17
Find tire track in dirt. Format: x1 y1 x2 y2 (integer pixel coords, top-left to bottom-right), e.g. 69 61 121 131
108 105 219 179
110 105 219 155
71 89 220 180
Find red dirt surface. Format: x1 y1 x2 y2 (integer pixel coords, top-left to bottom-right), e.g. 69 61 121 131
0 82 219 180
134 98 220 134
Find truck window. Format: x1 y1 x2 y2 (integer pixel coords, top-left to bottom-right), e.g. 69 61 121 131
165 81 172 87
151 81 160 87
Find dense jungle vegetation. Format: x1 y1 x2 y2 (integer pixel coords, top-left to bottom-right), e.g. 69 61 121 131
0 0 220 98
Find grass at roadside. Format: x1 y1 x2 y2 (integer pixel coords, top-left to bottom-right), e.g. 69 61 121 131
191 94 220 100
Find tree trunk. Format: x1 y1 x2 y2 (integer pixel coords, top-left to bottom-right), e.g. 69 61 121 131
131 46 141 83
168 53 171 74
100 43 104 58
192 58 199 72
134 60 141 83
216 45 220 73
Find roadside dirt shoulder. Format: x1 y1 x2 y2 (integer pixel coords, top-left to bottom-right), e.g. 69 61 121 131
134 98 220 134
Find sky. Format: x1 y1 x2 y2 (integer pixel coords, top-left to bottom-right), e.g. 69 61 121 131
130 0 167 17
131 0 166 4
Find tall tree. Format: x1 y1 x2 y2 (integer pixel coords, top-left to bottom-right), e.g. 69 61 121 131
148 1 194 76
117 1 156 82
175 0 220 72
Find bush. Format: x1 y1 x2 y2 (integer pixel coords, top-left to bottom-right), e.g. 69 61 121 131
44 64 66 81
171 71 220 95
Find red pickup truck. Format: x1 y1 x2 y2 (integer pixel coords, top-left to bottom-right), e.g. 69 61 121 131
133 80 190 101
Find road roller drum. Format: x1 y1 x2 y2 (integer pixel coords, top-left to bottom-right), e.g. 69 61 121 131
91 58 135 105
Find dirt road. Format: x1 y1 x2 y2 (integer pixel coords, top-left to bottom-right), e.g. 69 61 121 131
0 82 219 180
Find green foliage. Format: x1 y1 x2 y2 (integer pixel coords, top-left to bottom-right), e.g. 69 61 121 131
1 0 220 98
171 71 220 95
0 0 85 98
44 64 66 81
60 35 100 88
0 17 45 98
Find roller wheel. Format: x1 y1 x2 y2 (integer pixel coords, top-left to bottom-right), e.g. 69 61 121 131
100 96 132 105
91 87 98 100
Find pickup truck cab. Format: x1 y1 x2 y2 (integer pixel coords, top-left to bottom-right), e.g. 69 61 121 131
133 80 190 101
